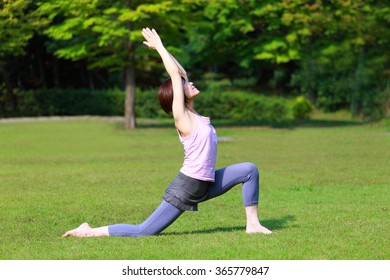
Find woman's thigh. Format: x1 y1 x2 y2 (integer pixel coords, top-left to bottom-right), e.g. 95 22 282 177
202 162 259 202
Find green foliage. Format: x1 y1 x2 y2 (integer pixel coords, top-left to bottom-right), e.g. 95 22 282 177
197 91 288 123
0 0 46 57
38 0 133 69
16 88 124 117
37 0 196 70
292 95 313 120
196 72 233 93
1 0 390 123
35 0 203 128
288 0 390 120
7 87 288 123
188 0 390 120
135 89 165 119
290 46 389 120
13 88 164 118
361 84 390 122
193 73 288 123
193 0 313 71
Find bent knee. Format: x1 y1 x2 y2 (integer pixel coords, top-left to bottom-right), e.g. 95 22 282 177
242 162 259 179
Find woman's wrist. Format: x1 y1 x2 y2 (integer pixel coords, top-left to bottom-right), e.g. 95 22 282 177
156 46 168 56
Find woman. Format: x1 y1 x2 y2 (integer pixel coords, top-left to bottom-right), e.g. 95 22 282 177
62 28 272 237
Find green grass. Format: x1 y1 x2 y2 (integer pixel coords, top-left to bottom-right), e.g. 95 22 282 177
0 117 389 260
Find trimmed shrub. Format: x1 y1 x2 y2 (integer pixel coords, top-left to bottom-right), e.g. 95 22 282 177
197 91 288 123
17 88 124 116
292 95 314 119
8 88 289 123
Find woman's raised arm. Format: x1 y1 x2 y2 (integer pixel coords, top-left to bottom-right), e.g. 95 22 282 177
142 28 183 78
142 27 194 136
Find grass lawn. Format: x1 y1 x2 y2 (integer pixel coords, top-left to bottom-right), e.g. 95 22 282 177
0 116 389 260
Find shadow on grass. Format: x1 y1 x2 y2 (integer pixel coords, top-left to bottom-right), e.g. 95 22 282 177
160 215 296 236
262 215 297 231
160 226 246 236
285 119 363 128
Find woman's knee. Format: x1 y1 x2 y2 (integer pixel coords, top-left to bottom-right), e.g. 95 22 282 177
242 162 260 180
241 162 259 179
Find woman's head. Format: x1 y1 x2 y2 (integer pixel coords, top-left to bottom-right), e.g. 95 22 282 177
158 77 200 114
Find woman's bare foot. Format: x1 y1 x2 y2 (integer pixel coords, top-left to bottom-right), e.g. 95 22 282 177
246 223 272 234
245 205 272 234
62 222 94 237
62 223 110 237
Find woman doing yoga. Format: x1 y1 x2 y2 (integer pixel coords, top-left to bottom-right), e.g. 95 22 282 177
62 28 272 237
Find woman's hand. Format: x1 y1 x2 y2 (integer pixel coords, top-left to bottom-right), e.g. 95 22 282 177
142 27 163 50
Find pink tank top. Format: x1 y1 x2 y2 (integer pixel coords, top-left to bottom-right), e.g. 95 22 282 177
179 114 218 182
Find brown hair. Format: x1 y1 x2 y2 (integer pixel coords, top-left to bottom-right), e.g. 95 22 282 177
158 77 189 115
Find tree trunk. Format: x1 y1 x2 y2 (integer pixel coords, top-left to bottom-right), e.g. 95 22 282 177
37 48 47 88
124 14 136 129
124 63 136 129
0 62 17 115
351 47 364 116
52 56 60 88
0 63 5 115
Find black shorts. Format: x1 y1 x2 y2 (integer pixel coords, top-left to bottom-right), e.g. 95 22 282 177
163 172 211 211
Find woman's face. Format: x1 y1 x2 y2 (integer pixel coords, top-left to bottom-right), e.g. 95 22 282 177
183 81 200 100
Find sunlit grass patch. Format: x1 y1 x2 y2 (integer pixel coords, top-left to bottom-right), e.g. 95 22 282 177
0 118 389 259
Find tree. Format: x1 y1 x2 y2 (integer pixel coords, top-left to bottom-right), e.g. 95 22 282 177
38 0 195 128
0 0 46 114
190 0 389 119
185 0 310 85
289 0 390 119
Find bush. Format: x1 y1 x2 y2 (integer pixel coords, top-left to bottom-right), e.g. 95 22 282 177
290 48 390 121
292 95 314 120
135 89 165 118
361 85 390 122
197 91 288 123
17 88 124 117
5 88 289 123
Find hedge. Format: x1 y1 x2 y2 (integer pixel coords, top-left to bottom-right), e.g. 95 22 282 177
2 88 289 123
15 88 123 117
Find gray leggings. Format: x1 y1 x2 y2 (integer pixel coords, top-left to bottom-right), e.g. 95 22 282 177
108 162 260 237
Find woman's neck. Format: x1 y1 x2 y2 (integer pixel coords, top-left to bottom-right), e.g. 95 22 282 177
186 100 196 114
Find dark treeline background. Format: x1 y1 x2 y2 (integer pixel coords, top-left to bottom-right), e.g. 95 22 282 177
1 0 389 128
